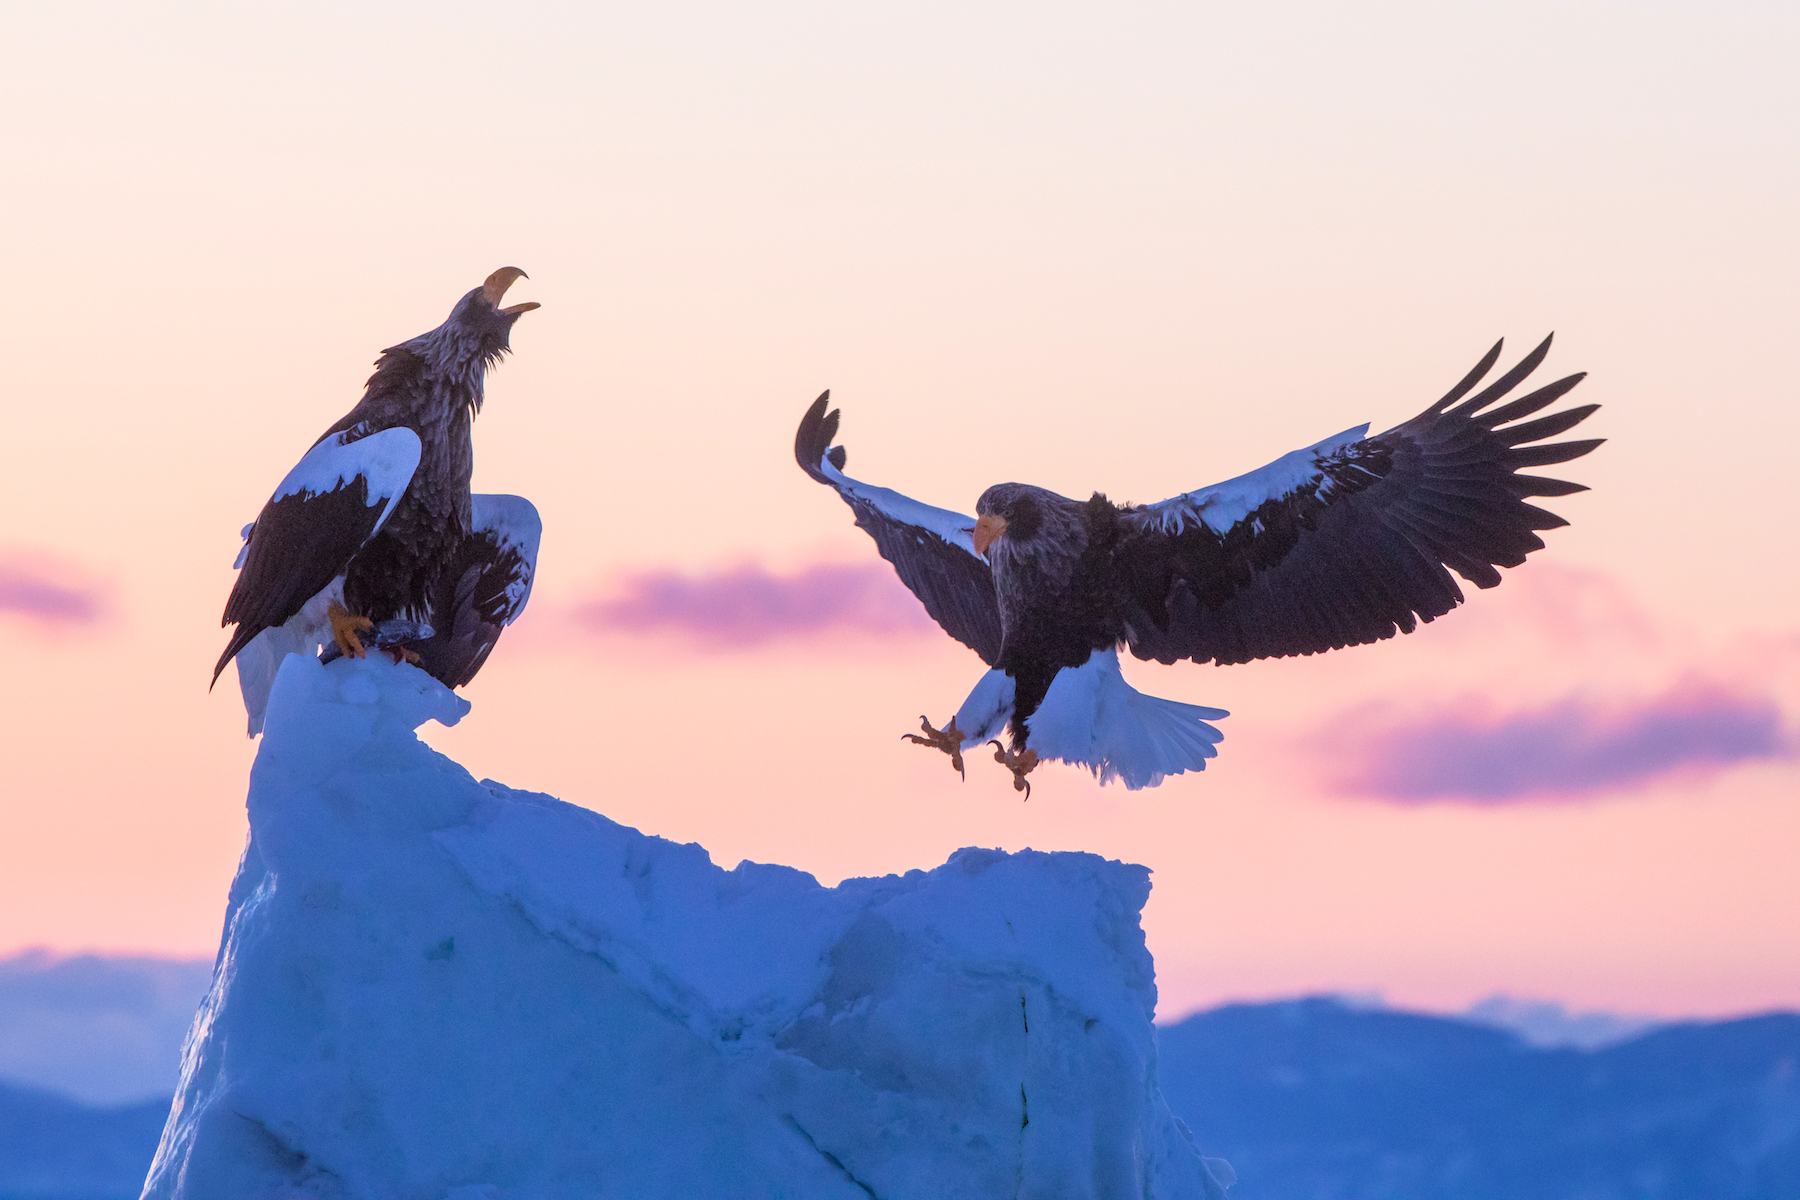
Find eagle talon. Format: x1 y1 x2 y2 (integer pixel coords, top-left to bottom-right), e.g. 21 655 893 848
988 741 1039 801
386 645 422 666
326 601 376 659
901 715 967 779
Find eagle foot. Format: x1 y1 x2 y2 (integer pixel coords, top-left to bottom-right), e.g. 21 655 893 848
901 716 966 780
326 602 375 659
988 741 1039 801
386 645 422 666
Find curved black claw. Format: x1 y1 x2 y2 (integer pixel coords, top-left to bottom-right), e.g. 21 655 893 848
989 740 1039 801
902 715 966 779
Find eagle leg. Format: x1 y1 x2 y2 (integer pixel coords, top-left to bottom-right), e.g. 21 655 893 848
901 715 966 779
326 601 376 660
988 741 1039 801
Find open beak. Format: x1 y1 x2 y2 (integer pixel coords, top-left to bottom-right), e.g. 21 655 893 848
482 266 540 316
972 513 1008 556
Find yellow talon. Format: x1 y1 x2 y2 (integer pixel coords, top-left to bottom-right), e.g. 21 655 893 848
989 741 1039 801
902 715 967 780
327 601 375 660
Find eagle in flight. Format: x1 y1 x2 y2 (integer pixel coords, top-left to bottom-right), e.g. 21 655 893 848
215 268 544 734
796 336 1600 795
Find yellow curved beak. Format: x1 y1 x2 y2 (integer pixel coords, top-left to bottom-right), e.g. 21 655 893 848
972 513 1008 556
482 266 540 315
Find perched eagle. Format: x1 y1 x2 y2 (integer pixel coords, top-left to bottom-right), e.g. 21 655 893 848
796 336 1600 795
215 268 544 734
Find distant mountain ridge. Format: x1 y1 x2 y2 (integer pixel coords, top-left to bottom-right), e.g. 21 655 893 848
1158 997 1800 1200
3 953 1796 1200
1462 993 1660 1049
0 951 211 1106
0 1079 165 1200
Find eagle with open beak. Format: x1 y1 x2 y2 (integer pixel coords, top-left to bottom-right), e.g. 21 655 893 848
214 268 545 734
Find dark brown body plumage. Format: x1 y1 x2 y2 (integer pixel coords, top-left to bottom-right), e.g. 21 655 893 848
330 348 478 624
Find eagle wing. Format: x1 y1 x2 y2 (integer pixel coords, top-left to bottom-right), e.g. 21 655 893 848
214 425 422 682
413 494 543 688
795 393 1004 664
1114 336 1600 666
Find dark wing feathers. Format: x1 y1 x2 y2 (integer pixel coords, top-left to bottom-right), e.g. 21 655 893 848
213 426 421 683
214 485 380 681
1117 337 1599 667
1430 336 1507 411
414 495 542 689
795 393 1004 664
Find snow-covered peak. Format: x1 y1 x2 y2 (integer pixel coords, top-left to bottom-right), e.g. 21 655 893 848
144 655 1227 1198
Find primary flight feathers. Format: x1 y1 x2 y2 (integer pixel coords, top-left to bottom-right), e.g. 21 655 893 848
795 405 1005 664
796 335 1599 792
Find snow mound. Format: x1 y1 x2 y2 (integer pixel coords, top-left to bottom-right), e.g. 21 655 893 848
144 655 1228 1199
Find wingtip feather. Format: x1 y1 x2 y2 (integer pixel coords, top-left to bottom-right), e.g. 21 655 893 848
1430 337 1506 412
1450 334 1556 418
795 392 843 477
1506 436 1605 468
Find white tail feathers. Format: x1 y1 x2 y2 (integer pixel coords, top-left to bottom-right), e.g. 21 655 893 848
1024 649 1227 790
234 581 343 736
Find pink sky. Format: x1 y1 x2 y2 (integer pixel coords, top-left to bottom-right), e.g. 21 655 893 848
2 1 1797 1021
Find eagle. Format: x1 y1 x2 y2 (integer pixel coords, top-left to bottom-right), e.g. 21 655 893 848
215 268 544 734
796 336 1600 795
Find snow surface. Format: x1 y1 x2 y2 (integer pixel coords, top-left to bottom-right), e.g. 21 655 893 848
144 654 1229 1199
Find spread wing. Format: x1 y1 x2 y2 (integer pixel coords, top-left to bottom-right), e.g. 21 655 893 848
414 494 542 688
795 393 1004 664
1115 336 1600 666
214 425 422 682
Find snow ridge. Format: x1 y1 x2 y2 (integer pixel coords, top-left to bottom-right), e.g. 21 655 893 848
143 655 1227 1199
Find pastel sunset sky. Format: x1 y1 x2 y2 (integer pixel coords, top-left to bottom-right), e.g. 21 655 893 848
3 0 1796 1020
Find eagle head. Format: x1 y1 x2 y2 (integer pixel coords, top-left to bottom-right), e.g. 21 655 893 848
413 267 540 380
973 483 1051 556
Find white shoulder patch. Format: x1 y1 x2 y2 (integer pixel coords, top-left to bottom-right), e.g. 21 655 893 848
1145 423 1369 535
472 493 543 552
818 458 980 554
471 493 542 621
271 427 422 534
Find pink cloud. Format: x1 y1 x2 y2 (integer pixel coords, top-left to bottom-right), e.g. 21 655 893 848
1327 683 1794 804
571 561 933 648
0 556 108 628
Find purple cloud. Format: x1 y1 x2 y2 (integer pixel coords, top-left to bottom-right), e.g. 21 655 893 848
1331 685 1794 804
0 558 107 627
574 561 933 648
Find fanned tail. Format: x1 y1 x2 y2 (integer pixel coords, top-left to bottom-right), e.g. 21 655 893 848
232 581 344 737
234 625 306 736
1027 649 1227 790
